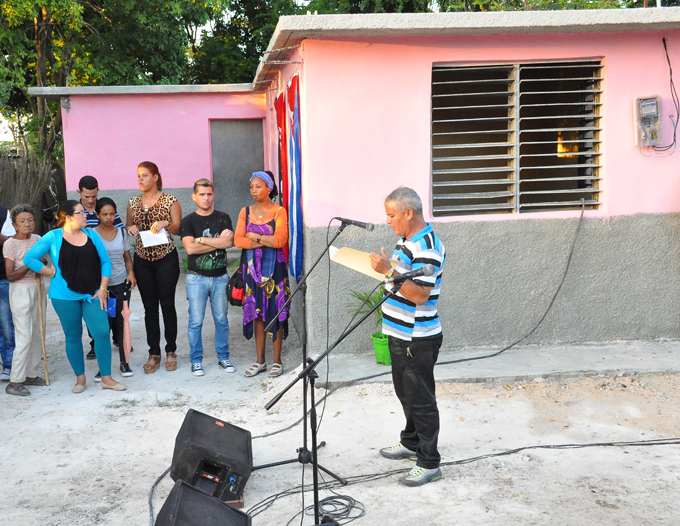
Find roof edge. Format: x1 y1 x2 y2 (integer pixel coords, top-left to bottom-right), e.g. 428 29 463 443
255 8 680 84
28 83 256 100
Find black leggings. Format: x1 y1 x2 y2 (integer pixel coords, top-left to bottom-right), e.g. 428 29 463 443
134 250 180 356
108 281 131 363
388 334 443 470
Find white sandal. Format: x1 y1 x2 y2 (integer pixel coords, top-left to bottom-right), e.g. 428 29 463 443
244 362 267 377
269 363 283 378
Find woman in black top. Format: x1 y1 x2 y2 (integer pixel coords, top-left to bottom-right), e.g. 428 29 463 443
24 200 126 394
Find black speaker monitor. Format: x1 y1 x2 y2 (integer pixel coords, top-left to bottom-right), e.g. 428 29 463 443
156 480 251 526
171 409 253 503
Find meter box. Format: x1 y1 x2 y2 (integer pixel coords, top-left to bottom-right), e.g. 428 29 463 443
633 96 662 147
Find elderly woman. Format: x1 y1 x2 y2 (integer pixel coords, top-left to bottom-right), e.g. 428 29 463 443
126 161 182 374
2 205 46 396
234 171 290 378
24 200 126 393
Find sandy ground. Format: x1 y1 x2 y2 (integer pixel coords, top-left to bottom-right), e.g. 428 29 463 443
3 277 680 525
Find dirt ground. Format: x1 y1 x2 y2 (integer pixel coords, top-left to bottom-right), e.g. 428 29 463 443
3 283 680 525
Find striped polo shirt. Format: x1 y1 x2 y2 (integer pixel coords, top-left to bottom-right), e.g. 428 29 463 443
82 202 124 229
382 223 446 341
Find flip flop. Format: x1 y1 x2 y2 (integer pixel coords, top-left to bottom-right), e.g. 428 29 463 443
244 362 267 377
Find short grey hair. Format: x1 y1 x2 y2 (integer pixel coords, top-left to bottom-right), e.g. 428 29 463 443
10 204 35 224
384 187 423 216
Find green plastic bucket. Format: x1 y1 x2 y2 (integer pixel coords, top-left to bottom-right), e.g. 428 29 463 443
371 332 391 365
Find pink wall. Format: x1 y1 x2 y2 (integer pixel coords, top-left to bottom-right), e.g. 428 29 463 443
62 92 267 191
289 31 680 227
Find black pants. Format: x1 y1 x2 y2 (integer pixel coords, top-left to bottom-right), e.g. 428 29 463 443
388 334 443 469
134 250 180 356
108 281 131 363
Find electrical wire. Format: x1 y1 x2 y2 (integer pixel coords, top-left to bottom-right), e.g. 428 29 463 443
316 219 335 437
314 474 366 525
435 198 585 367
244 436 680 521
249 279 386 441
148 466 171 526
284 474 366 526
653 37 679 153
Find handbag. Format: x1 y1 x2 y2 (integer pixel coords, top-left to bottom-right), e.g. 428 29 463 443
106 291 117 318
227 207 249 307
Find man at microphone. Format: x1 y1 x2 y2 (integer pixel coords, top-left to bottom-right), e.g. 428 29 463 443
369 187 446 487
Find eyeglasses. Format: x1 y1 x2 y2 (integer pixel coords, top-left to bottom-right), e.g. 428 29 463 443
72 211 87 216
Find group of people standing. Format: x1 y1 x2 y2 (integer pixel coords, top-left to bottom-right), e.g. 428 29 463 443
0 163 291 396
0 168 447 489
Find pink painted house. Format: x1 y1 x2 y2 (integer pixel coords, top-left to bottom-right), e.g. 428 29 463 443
31 9 680 353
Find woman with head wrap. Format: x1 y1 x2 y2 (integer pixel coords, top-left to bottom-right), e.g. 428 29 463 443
234 171 290 378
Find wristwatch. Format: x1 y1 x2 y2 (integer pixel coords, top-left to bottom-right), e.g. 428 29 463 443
257 235 262 243
385 267 395 278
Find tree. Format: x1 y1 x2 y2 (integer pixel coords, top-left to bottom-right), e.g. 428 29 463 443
0 0 222 160
190 0 297 84
306 0 428 14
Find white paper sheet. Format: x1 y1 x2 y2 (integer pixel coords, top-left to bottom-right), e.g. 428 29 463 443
139 228 169 247
330 246 398 281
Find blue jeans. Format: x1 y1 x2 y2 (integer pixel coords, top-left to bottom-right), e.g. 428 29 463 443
186 273 230 364
0 279 15 369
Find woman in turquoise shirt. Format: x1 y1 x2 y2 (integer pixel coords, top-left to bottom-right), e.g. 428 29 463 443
24 200 126 393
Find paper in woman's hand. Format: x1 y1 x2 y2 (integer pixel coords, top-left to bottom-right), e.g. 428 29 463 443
139 228 169 247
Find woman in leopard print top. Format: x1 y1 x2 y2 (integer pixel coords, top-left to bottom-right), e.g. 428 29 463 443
126 161 182 374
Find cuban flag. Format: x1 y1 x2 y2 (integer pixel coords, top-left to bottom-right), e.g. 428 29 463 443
274 92 289 263
286 75 304 282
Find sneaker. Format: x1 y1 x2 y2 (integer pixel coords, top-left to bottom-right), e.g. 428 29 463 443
94 371 102 382
0 367 10 381
399 466 442 487
191 363 205 377
380 442 417 461
86 349 96 360
218 359 236 373
120 363 133 377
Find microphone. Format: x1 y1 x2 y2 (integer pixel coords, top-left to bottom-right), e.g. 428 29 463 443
384 264 436 285
334 217 375 232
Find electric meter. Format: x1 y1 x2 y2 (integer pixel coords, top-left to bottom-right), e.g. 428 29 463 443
634 96 662 147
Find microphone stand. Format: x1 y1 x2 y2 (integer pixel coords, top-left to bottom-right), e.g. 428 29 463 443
252 223 351 486
264 283 404 525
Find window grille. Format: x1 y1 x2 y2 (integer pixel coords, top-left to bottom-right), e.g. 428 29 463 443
431 60 602 216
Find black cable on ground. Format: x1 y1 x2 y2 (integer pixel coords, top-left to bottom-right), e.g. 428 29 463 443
245 436 680 520
148 466 171 526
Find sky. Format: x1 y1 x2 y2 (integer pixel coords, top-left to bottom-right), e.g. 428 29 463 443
0 116 13 142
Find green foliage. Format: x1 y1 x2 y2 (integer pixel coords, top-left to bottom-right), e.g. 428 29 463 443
190 0 298 84
348 287 386 327
437 0 625 11
0 0 224 160
0 0 659 169
307 0 429 14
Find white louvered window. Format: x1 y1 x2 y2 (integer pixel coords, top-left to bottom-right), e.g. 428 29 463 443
431 60 602 216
